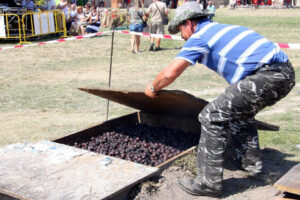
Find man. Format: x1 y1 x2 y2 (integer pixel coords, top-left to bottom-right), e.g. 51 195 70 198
145 1 295 197
146 0 168 51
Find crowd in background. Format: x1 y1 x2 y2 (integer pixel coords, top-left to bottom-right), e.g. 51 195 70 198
54 0 106 35
20 0 216 51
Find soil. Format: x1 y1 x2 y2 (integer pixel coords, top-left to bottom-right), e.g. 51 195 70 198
128 148 299 200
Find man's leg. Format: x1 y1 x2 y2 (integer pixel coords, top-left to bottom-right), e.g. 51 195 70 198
156 38 161 49
178 83 262 196
178 93 233 196
228 118 262 176
149 24 156 51
155 24 164 51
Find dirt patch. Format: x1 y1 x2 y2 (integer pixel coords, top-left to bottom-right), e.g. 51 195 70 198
129 148 298 200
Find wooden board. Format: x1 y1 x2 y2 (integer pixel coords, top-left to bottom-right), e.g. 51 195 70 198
274 163 300 195
78 87 279 131
0 141 158 200
79 87 208 119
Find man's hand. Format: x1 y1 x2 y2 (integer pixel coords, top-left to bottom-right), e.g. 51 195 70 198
145 59 190 99
145 84 158 98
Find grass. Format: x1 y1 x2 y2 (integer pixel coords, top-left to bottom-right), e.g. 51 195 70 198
0 7 299 168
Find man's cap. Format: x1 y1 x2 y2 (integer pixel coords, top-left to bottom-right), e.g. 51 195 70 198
168 2 209 34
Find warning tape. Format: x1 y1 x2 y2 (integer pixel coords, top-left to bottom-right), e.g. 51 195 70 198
277 43 300 49
1 30 300 50
0 31 110 51
115 30 184 41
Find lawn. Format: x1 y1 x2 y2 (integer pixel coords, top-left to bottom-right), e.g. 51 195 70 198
0 7 299 165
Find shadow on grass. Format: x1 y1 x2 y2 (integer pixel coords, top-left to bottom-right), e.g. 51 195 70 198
156 47 182 51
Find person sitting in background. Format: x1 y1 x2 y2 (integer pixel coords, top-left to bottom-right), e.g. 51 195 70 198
86 5 101 33
83 3 91 17
76 6 87 35
128 0 146 53
68 3 78 35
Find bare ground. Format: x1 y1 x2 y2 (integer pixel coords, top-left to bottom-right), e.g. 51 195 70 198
129 148 298 200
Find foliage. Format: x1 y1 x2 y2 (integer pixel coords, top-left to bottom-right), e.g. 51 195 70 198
35 0 46 7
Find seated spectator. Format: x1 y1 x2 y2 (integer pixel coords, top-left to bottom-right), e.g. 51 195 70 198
83 3 91 17
76 6 87 35
86 5 101 33
68 3 78 35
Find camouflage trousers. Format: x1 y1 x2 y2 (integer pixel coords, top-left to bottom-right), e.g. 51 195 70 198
196 62 295 192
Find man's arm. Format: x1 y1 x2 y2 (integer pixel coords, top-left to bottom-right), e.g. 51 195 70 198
145 58 191 98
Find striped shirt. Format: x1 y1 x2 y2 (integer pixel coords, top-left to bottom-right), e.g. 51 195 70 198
176 19 288 84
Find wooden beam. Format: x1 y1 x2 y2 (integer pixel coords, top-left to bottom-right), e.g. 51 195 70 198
274 164 300 195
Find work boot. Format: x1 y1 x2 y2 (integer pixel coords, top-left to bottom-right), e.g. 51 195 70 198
177 178 222 197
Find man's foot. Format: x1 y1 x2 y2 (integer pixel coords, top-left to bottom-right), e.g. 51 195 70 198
149 46 154 51
155 47 162 51
177 178 221 197
131 50 135 54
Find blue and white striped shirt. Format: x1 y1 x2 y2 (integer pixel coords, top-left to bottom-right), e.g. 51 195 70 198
176 19 288 84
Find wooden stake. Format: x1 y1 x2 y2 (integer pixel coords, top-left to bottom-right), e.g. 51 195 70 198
106 30 115 121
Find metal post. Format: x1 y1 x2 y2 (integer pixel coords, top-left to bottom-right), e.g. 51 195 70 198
106 30 115 120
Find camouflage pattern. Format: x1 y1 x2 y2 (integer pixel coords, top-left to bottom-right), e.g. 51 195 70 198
196 62 295 192
168 2 209 34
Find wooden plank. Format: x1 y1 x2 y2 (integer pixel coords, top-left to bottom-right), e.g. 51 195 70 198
0 141 158 200
156 146 196 170
139 112 201 134
54 112 138 144
274 163 300 195
79 87 208 119
78 87 279 131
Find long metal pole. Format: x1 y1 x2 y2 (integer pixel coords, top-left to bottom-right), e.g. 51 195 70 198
106 30 115 120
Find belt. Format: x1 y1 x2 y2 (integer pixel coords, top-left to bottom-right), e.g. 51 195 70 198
255 62 287 73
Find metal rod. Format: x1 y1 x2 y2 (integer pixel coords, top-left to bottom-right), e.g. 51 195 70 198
106 30 115 120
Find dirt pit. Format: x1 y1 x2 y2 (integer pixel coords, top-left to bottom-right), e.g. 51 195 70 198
70 124 200 166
